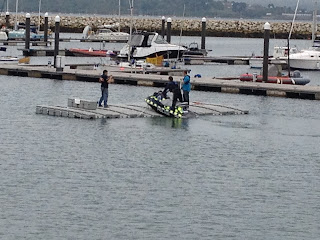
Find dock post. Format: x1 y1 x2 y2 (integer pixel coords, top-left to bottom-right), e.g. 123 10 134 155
5 12 10 29
161 16 166 38
263 22 271 83
201 17 206 50
25 13 31 56
167 17 172 43
44 12 49 45
54 15 60 70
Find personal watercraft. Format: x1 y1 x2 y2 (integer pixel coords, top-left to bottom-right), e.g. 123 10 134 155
145 91 189 118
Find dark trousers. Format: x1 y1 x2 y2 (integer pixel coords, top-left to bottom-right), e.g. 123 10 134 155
183 90 189 105
172 90 183 109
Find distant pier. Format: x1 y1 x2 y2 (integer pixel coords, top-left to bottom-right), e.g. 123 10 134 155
1 64 320 101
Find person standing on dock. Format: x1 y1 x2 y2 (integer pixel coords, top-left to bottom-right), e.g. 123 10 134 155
98 70 113 108
182 70 191 105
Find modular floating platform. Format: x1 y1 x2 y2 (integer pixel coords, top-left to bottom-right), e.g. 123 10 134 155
36 98 249 120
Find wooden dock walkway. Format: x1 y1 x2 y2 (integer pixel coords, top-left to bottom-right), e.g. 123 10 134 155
36 101 248 120
1 64 320 101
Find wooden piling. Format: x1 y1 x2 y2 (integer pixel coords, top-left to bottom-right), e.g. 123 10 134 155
54 16 60 69
201 17 206 50
166 17 172 43
161 16 166 38
263 22 271 83
24 13 31 55
44 12 49 44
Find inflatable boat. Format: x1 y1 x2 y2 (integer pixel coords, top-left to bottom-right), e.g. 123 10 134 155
240 71 310 85
145 91 189 118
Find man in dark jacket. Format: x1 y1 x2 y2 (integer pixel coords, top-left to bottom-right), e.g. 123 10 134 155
98 70 112 108
163 76 182 110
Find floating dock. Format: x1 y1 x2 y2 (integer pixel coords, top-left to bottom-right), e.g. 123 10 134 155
1 64 320 101
36 100 248 120
184 56 250 65
0 38 127 46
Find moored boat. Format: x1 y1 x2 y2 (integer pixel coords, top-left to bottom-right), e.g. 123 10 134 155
240 71 310 85
68 48 116 57
118 31 187 59
249 46 298 69
289 48 320 70
83 25 129 42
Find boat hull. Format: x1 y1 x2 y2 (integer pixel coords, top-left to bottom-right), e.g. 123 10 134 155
240 74 310 85
289 59 320 70
249 57 287 69
118 49 184 60
87 35 129 42
68 48 115 57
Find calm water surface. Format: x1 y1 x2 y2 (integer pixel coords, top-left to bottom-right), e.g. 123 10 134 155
0 36 320 239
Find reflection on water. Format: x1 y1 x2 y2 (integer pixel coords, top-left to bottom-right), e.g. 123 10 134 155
149 117 189 129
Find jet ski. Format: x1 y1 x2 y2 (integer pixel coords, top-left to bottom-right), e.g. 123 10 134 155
145 91 189 118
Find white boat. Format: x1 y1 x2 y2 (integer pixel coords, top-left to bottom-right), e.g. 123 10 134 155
116 60 156 70
118 31 187 59
7 28 45 40
286 0 320 70
289 48 320 70
0 56 18 62
249 46 298 69
0 31 8 40
83 25 129 42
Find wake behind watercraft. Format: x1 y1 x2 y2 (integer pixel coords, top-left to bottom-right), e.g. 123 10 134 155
145 91 190 118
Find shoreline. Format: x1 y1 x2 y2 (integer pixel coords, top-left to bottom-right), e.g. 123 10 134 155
1 14 315 39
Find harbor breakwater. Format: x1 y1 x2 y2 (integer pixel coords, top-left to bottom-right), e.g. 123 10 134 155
1 14 316 39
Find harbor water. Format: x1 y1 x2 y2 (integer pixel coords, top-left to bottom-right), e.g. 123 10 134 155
0 36 320 239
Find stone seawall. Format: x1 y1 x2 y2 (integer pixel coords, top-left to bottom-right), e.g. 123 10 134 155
1 14 316 39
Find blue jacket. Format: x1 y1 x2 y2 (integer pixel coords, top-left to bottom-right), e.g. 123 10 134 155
182 75 191 92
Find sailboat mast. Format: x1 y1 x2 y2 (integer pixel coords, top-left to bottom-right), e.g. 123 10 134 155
287 0 300 76
312 1 318 44
118 0 121 32
128 0 133 62
38 0 42 32
14 0 18 30
288 0 300 40
129 0 133 39
177 4 186 61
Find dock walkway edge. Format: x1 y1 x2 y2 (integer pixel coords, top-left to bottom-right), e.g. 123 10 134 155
1 64 320 101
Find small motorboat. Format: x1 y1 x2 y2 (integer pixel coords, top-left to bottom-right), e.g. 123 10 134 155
182 42 208 57
68 48 116 57
145 91 189 118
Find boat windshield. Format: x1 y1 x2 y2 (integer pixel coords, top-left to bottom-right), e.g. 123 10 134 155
154 35 168 44
129 35 143 46
98 29 113 34
129 34 156 47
